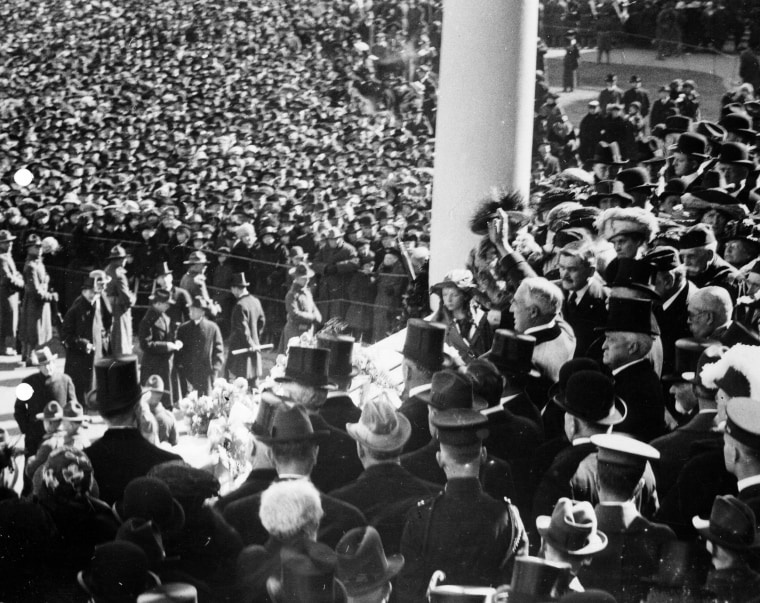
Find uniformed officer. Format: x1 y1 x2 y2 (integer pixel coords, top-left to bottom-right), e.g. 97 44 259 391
396 408 526 603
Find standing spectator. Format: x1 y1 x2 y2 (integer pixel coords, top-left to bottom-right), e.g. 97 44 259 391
138 289 182 408
225 272 265 387
622 75 651 118
739 43 760 93
598 74 624 116
19 235 57 364
649 85 678 128
281 263 322 349
679 80 701 120
372 248 408 342
312 227 359 321
254 225 288 346
578 101 605 163
175 296 225 397
0 230 24 356
346 250 377 342
104 245 136 356
596 3 618 64
563 31 581 93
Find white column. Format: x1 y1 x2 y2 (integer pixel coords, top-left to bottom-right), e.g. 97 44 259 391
429 0 538 284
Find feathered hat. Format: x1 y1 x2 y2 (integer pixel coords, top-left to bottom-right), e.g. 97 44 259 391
469 189 529 235
595 207 659 243
700 344 760 400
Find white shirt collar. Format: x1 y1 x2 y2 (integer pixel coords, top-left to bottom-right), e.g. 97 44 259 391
737 475 760 492
572 437 591 446
662 279 687 311
611 357 647 376
409 383 431 398
525 318 557 336
698 409 718 415
570 282 591 304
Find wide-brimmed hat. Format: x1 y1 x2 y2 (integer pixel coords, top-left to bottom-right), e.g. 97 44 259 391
346 396 411 452
32 346 57 365
692 495 760 551
0 230 17 244
536 497 608 556
480 329 540 379
418 369 488 412
258 406 330 445
597 297 656 335
336 527 404 597
78 542 160 602
289 263 315 279
401 319 447 371
276 346 336 390
148 289 175 305
87 357 149 416
115 477 186 534
554 370 626 425
430 269 477 295
183 251 208 265
36 400 64 421
682 188 749 221
268 541 347 603
316 334 357 379
108 245 129 260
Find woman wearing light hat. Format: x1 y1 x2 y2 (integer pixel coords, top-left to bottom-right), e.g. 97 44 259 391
280 262 322 352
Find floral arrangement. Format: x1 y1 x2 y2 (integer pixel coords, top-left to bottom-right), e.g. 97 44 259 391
352 347 403 407
178 377 251 436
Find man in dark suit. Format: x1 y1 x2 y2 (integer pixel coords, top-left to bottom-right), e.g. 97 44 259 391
84 357 182 504
222 405 366 549
724 397 760 522
622 74 650 117
398 318 447 453
175 296 224 396
580 434 676 601
556 241 608 359
330 396 440 555
137 288 181 408
678 224 740 299
401 369 516 503
154 261 192 329
225 272 265 387
601 297 666 442
315 333 362 431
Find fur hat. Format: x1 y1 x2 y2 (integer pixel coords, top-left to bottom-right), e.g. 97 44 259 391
700 344 760 399
259 479 324 540
595 207 659 243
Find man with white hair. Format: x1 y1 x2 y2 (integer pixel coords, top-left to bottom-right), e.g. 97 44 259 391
601 297 666 441
687 286 734 341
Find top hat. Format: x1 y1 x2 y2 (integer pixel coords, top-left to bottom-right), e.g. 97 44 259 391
316 334 357 379
536 497 608 556
598 297 656 334
402 319 446 371
35 400 64 421
268 542 347 603
692 495 760 551
480 329 541 379
419 369 487 412
258 406 330 445
289 263 315 279
346 396 411 452
610 258 659 300
0 230 17 244
335 526 403 597
108 245 128 260
78 542 160 602
87 357 149 416
32 346 57 365
62 401 87 422
554 370 626 425
155 262 172 277
115 477 186 534
504 556 572 603
663 338 710 382
229 272 250 288
183 251 208 265
81 276 98 290
684 344 725 388
149 289 174 305
663 115 692 134
276 346 336 389
670 132 709 158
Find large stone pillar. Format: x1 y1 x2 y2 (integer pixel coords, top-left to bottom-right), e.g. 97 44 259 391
429 0 539 283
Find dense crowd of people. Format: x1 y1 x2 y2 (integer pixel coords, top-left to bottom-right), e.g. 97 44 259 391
7 0 760 602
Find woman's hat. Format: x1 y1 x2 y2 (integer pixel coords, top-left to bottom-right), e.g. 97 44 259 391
480 329 540 379
87 357 149 416
36 400 63 421
430 269 476 294
536 497 608 556
692 495 760 551
37 446 95 501
257 406 330 445
553 370 627 425
148 460 221 503
336 526 403 598
115 477 186 534
346 397 411 452
276 346 336 389
78 542 160 602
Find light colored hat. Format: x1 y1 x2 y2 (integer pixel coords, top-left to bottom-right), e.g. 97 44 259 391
346 397 412 452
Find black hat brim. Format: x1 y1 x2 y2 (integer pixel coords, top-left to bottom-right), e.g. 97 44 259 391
553 395 628 425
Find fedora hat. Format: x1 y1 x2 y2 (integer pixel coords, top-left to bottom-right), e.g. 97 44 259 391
548 358 602 404
336 526 403 597
78 542 160 602
418 369 488 412
31 346 57 365
149 289 174 304
536 497 608 556
108 244 129 260
503 556 572 603
35 400 63 421
692 495 760 551
289 263 315 279
268 541 347 603
554 370 626 425
598 297 656 334
116 518 166 568
276 346 336 389
346 396 411 452
663 338 710 382
0 230 17 244
316 334 357 380
62 401 87 422
663 115 693 134
230 272 250 288
87 356 149 416
257 406 330 445
480 330 540 379
115 477 186 534
183 251 208 265
402 319 446 371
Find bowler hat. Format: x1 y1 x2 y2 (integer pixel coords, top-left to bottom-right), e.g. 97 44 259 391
402 319 446 371
548 358 602 404
670 132 709 158
616 167 655 192
718 141 754 167
115 477 186 533
419 369 487 411
258 406 330 445
87 356 149 416
316 334 357 379
536 497 608 556
108 245 129 260
336 527 404 597
149 289 174 304
78 542 160 601
276 346 336 389
480 329 540 378
663 338 710 382
554 370 627 425
229 272 250 288
35 400 63 421
663 115 692 134
692 495 760 551
598 297 656 334
268 541 347 603
719 113 756 138
346 397 411 452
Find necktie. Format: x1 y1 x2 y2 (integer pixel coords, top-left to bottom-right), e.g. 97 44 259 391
568 292 577 312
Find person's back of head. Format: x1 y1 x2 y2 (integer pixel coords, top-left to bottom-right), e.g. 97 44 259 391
259 479 324 543
432 409 488 480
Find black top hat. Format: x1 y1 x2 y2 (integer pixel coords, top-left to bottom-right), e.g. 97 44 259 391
276 346 336 389
663 338 710 382
335 527 404 597
420 369 487 412
671 132 709 158
230 272 250 288
480 329 540 378
555 370 627 425
81 276 98 290
155 261 172 277
148 289 174 304
720 320 760 347
87 357 148 416
505 556 572 603
316 334 357 379
257 406 330 445
610 258 660 300
692 495 760 551
402 319 446 371
663 115 692 134
598 297 656 334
